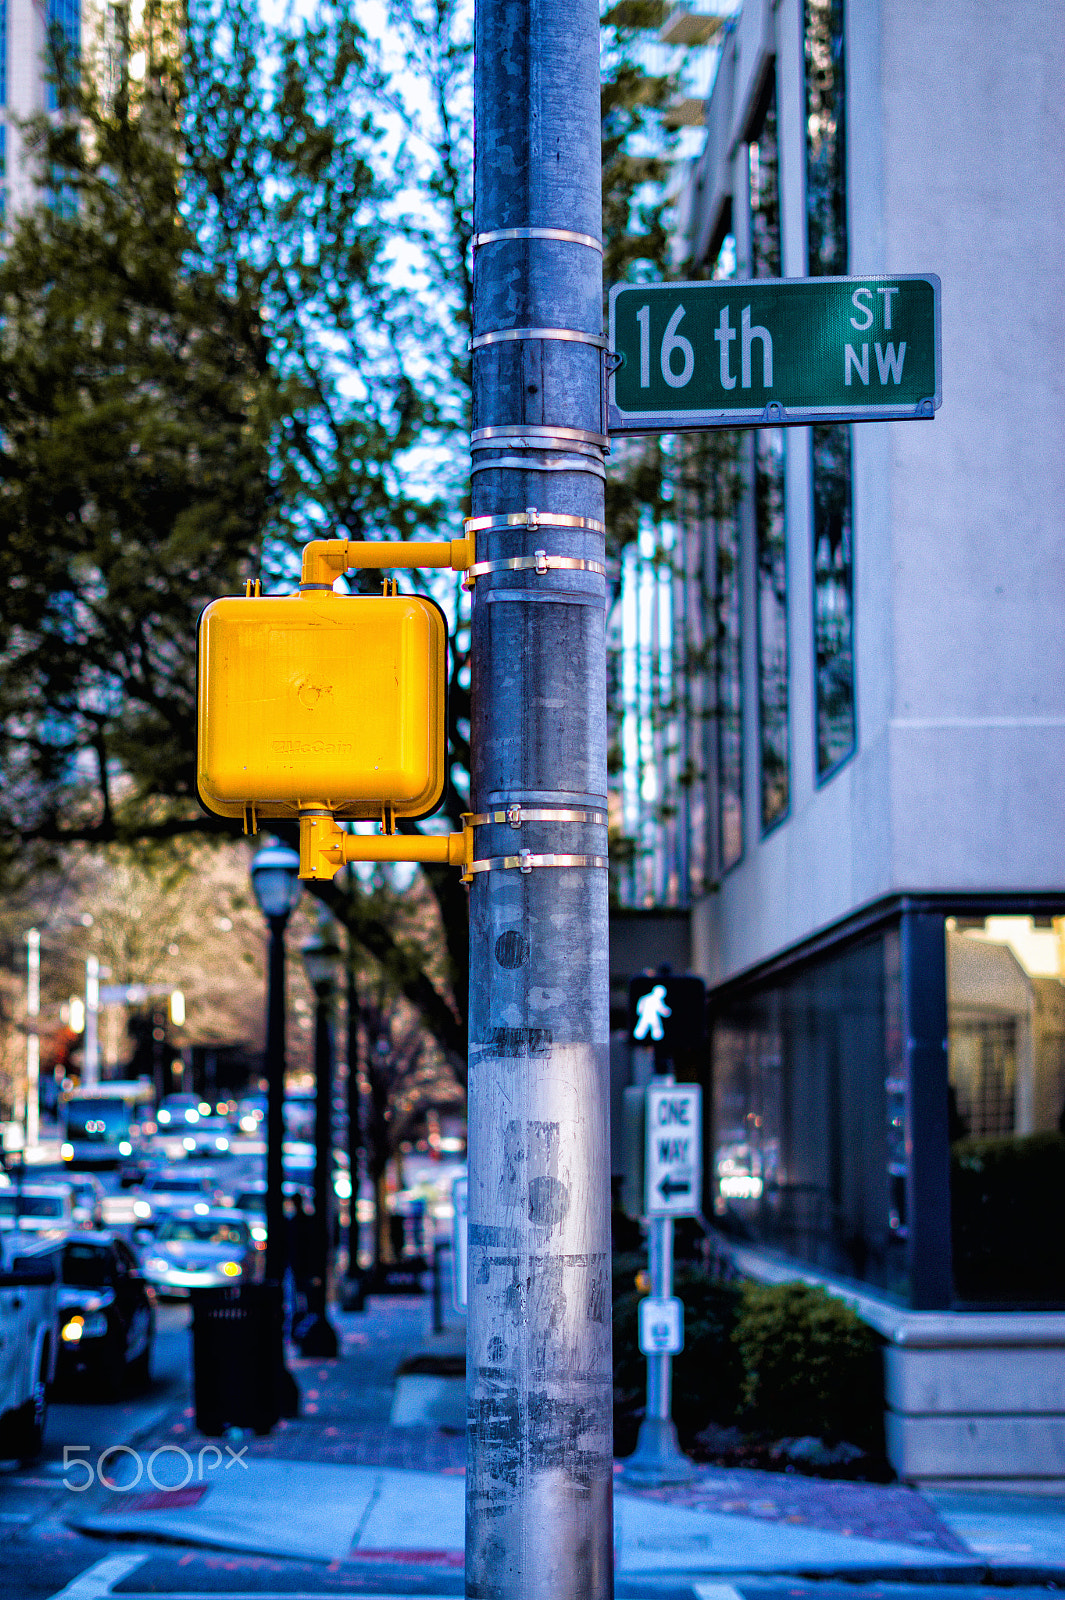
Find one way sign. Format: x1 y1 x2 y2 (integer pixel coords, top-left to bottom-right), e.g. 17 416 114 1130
644 1081 702 1218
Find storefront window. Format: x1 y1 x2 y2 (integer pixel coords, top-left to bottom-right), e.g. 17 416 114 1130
948 915 1065 1305
711 929 909 1301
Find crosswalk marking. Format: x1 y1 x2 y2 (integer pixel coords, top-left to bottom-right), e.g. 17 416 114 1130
47 1554 149 1599
48 1565 460 1600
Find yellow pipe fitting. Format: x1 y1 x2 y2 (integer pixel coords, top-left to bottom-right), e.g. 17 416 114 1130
298 812 472 881
300 536 475 589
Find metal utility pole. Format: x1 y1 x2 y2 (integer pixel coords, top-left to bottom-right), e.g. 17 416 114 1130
466 3 613 1599
83 955 100 1086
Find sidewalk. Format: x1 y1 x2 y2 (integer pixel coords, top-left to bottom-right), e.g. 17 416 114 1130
67 1296 1065 1583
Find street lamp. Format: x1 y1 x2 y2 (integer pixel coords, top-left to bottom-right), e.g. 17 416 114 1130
250 840 302 1415
298 921 341 1357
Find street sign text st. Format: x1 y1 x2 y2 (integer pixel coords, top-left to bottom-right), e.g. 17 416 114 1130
609 275 941 432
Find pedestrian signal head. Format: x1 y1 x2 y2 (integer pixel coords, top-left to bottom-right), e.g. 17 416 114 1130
197 589 448 823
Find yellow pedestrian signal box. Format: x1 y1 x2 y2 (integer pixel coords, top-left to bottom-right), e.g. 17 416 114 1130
197 589 448 823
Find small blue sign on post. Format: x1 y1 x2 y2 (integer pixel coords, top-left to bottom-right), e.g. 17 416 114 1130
638 1295 684 1356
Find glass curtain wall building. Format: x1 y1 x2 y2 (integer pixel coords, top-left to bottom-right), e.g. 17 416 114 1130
618 0 1065 1323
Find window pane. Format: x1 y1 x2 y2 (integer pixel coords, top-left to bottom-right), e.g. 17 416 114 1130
804 0 847 277
812 423 855 774
717 499 743 871
710 929 909 1301
749 75 789 831
757 430 788 828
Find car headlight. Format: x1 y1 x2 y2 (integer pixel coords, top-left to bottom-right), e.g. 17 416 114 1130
61 1316 84 1342
119 1141 132 1156
240 1116 257 1133
183 1137 196 1150
221 1261 242 1277
133 1201 152 1218
334 1175 353 1200
185 1109 199 1123
193 1202 209 1215
215 1137 229 1151
250 1224 267 1242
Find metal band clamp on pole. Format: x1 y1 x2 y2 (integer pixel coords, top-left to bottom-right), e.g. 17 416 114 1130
466 804 608 828
472 226 603 254
466 852 609 877
470 326 609 352
464 509 606 535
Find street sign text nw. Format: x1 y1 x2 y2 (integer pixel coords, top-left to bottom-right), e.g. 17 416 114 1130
609 275 941 433
644 1082 702 1218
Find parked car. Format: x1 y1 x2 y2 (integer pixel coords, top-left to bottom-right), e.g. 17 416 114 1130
130 1167 224 1231
55 1233 155 1394
141 1211 262 1297
0 1234 59 1462
0 1183 75 1236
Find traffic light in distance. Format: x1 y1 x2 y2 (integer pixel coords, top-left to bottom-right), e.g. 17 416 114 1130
197 589 448 822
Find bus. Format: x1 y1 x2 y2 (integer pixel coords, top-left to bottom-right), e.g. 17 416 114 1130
59 1080 154 1168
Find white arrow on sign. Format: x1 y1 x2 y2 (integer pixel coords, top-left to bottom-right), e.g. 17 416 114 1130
644 1082 702 1218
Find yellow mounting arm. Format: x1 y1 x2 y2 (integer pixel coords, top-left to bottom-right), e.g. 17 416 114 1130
301 536 475 588
293 535 475 881
300 813 473 883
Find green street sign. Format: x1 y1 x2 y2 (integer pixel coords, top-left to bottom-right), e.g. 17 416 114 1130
608 274 940 433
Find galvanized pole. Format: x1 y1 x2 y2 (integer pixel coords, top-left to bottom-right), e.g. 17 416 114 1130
466 3 613 1599
25 929 40 1149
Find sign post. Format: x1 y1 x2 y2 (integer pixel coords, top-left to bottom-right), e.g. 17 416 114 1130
609 274 940 434
623 1076 702 1485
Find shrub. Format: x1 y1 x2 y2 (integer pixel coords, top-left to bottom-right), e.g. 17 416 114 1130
951 1132 1065 1304
733 1281 884 1453
612 1256 744 1453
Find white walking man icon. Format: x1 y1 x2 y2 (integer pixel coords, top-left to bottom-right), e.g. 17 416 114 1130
632 983 672 1043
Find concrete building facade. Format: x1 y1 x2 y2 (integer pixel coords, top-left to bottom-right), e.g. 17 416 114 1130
613 0 1065 1484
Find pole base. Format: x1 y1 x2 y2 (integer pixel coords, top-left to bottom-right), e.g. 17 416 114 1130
295 1311 340 1358
621 1418 698 1486
340 1273 367 1312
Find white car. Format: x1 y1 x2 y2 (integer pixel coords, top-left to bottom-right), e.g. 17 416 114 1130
141 1211 262 1297
130 1168 222 1231
0 1184 75 1236
0 1234 59 1461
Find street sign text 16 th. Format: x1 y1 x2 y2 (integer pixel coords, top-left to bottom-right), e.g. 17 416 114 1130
609 274 940 433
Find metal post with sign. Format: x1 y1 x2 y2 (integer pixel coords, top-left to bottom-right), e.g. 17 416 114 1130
623 1076 702 1486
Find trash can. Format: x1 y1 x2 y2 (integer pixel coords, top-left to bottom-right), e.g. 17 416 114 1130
190 1282 285 1436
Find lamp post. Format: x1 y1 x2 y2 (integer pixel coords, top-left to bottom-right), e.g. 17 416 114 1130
298 921 341 1357
25 930 40 1150
250 840 302 1415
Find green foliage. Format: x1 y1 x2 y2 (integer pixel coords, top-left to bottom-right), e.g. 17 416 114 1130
734 1281 884 1452
0 84 269 869
0 0 688 1070
951 1132 1065 1304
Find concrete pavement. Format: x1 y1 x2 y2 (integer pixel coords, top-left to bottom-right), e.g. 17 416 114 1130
65 1296 1065 1583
